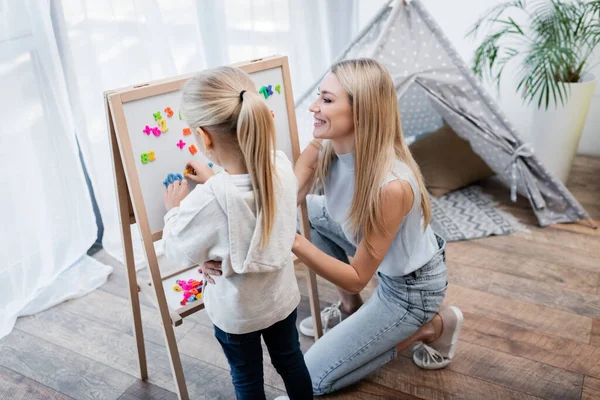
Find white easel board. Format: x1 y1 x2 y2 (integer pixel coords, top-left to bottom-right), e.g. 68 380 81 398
119 62 295 235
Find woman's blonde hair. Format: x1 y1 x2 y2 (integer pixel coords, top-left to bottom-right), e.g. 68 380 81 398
315 58 431 255
181 66 277 247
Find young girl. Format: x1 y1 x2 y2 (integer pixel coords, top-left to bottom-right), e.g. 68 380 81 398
162 66 312 400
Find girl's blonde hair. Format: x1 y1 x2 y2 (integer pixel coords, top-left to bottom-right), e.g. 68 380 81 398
181 66 277 247
315 58 431 255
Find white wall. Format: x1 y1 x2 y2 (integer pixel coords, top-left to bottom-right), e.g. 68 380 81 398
421 0 600 156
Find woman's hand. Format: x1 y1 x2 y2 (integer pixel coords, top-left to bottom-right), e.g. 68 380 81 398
164 180 188 210
185 160 214 184
200 261 222 284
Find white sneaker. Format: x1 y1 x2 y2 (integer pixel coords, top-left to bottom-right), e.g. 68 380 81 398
299 301 346 337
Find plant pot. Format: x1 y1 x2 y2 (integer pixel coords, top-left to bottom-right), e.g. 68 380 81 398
532 73 597 183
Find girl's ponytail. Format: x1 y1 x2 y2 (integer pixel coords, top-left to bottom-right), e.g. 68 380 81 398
237 90 277 247
181 66 278 247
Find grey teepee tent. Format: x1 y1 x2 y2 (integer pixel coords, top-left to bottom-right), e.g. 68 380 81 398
295 0 594 227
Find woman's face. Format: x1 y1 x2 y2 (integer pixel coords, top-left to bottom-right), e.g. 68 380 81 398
309 72 354 141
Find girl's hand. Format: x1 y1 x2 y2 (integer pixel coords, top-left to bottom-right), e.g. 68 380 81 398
200 261 222 284
164 180 188 210
185 161 214 184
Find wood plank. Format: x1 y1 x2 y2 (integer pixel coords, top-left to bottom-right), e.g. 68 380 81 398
446 341 583 400
444 285 591 343
0 365 73 400
13 303 282 399
583 376 600 400
471 234 600 273
447 241 599 293
368 355 544 400
324 380 420 399
118 381 177 400
520 225 600 255
592 319 600 347
448 263 600 319
571 154 600 171
0 329 136 400
549 221 600 237
56 288 196 346
459 312 600 379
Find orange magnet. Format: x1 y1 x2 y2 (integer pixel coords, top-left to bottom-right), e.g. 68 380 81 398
183 128 192 136
164 107 174 117
189 144 197 155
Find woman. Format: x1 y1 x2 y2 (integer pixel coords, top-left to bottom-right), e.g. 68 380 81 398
203 58 463 396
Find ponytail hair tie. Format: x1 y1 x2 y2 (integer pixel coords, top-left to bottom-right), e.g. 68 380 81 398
239 90 246 102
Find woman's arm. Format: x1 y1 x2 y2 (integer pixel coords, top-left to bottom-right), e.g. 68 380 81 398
292 179 413 293
295 139 322 205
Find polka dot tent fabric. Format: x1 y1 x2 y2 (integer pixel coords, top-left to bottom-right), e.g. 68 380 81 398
294 0 591 226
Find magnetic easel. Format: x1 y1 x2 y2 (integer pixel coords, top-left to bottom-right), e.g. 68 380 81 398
104 55 323 400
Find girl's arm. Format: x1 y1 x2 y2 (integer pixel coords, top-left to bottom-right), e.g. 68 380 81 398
295 139 322 205
292 179 413 294
163 188 224 268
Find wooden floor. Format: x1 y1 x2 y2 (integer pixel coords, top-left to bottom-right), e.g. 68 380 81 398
1 155 599 400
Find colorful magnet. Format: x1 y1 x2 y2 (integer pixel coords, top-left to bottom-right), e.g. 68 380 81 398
188 295 196 302
173 285 182 292
148 151 156 162
183 128 191 136
177 139 186 149
143 125 152 135
153 111 162 121
275 84 281 94
164 107 174 117
189 144 198 155
259 86 268 99
152 127 161 137
208 162 213 168
159 119 168 133
266 85 273 96
163 173 183 188
180 299 187 306
184 169 190 175
141 153 149 164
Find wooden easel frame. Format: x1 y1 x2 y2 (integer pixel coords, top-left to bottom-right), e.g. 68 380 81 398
104 55 323 400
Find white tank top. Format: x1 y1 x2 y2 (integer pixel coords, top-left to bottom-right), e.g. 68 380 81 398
325 152 438 276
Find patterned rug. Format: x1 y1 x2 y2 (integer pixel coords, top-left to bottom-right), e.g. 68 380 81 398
430 185 528 242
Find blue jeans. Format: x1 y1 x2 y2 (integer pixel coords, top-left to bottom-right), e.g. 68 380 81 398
304 195 448 395
214 309 312 400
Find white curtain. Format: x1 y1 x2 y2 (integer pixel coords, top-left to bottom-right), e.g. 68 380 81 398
0 0 112 339
52 0 380 265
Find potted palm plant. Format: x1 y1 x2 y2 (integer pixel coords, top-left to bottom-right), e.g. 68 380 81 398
468 0 600 183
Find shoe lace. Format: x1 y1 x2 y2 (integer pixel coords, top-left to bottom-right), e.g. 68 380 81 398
321 301 342 332
413 342 445 368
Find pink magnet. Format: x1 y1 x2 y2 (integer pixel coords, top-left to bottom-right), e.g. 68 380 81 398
177 139 186 149
143 125 152 135
183 291 191 300
152 127 161 137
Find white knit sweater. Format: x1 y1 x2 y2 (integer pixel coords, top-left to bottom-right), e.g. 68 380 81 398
163 151 300 334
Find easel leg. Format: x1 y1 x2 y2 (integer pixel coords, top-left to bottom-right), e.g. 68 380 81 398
121 222 149 380
158 317 189 400
110 112 148 380
300 201 324 339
